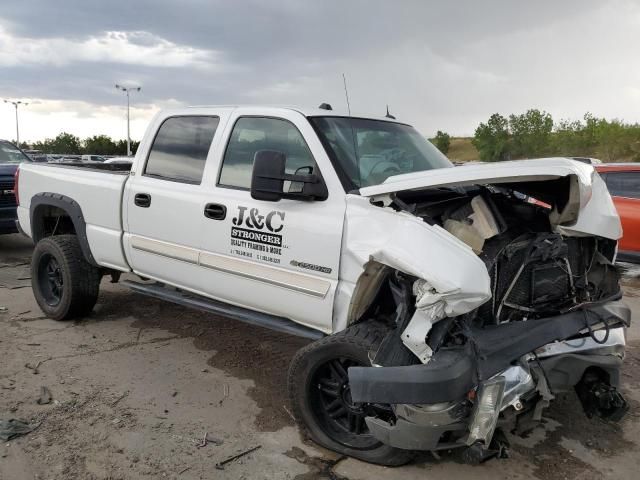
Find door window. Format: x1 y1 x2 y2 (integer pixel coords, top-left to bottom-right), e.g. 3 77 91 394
144 116 220 184
604 172 640 199
218 117 317 189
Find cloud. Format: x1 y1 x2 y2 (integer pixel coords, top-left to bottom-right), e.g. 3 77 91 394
0 27 220 69
1 0 640 142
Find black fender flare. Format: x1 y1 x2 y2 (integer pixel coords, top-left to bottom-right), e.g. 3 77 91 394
30 192 97 266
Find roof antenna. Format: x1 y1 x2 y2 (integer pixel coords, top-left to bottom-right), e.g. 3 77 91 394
385 105 396 119
342 73 352 116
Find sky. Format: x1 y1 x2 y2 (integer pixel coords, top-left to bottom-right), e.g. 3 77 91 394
1 0 640 143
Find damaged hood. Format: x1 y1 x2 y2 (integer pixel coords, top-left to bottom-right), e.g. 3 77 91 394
359 157 622 240
359 158 593 204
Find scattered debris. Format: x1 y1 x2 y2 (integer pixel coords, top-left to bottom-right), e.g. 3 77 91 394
283 406 295 422
218 383 229 406
36 386 52 405
0 419 36 441
178 466 191 475
284 447 348 479
172 391 178 397
111 391 129 406
196 431 224 448
25 360 44 374
215 445 261 470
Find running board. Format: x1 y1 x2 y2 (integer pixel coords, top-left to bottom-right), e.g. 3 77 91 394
121 280 325 340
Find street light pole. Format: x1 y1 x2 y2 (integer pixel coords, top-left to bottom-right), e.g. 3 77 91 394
3 100 28 146
115 84 141 156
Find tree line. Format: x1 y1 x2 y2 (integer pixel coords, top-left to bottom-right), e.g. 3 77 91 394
23 133 140 156
432 110 640 162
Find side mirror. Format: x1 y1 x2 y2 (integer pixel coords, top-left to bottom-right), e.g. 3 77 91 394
251 150 328 202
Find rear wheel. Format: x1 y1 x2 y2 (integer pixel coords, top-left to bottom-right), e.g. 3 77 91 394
288 322 415 466
31 235 101 320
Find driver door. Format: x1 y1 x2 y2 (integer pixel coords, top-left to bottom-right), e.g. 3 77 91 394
197 110 345 333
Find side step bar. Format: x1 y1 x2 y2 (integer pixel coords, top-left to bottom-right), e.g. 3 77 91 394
121 280 325 340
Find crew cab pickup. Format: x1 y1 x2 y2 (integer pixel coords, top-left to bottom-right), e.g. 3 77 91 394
16 106 630 465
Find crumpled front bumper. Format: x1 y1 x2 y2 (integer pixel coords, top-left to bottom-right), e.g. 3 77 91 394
348 300 630 452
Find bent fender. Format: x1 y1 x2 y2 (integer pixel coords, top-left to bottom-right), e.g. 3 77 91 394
335 195 492 330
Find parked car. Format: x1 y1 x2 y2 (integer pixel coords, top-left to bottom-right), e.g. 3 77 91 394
104 156 133 166
81 154 107 162
15 106 629 465
596 163 640 263
0 140 32 234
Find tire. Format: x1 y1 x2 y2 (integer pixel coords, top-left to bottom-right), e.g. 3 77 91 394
31 235 101 320
288 322 415 466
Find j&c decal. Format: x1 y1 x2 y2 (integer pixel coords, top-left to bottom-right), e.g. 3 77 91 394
230 206 286 264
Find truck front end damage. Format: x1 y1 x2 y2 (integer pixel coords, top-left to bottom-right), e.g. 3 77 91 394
340 159 629 462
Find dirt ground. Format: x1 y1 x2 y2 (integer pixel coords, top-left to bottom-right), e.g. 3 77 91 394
1 233 640 480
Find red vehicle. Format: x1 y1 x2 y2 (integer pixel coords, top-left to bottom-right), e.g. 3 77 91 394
596 163 640 263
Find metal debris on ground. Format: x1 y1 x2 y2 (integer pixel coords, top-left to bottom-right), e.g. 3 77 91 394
218 383 229 406
111 391 129 406
25 360 44 374
0 419 36 441
36 386 52 405
215 445 261 470
196 431 224 448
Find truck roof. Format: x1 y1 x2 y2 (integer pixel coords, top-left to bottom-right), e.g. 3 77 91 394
179 104 404 123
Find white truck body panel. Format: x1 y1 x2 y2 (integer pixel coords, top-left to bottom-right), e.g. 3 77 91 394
16 163 129 269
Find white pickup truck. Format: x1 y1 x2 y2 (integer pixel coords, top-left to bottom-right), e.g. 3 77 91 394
16 105 630 465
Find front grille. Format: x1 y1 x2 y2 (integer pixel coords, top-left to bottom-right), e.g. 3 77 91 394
0 181 16 208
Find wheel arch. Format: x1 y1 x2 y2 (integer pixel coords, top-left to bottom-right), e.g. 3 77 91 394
30 193 97 266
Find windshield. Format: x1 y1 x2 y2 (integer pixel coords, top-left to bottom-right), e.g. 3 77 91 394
309 117 452 189
0 141 31 164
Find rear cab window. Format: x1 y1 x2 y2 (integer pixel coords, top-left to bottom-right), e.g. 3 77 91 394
144 116 220 184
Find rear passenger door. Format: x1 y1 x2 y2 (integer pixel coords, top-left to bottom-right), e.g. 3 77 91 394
123 113 223 290
198 110 346 333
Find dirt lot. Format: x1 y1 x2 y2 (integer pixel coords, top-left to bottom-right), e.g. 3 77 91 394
1 233 640 480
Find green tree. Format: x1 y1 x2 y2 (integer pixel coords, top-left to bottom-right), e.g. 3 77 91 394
508 109 553 158
472 113 511 162
44 132 82 155
594 119 631 162
83 135 119 155
115 139 140 156
431 130 451 154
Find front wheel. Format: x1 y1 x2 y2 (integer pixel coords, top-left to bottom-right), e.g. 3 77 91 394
287 322 415 466
31 235 101 320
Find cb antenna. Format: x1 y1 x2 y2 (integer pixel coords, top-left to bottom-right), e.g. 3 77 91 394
342 73 352 116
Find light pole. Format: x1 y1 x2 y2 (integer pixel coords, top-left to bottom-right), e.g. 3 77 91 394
115 84 141 156
3 100 28 146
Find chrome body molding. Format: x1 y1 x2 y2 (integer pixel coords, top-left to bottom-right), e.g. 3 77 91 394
130 234 330 298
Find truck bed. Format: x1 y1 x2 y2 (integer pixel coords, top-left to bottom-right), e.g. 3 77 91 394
17 162 131 271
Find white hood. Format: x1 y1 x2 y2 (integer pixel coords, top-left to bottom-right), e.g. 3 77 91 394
360 157 592 203
359 157 621 240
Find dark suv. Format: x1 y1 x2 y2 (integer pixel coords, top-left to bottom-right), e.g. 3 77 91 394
0 140 32 234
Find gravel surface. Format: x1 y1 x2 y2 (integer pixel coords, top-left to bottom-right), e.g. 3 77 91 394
1 233 639 480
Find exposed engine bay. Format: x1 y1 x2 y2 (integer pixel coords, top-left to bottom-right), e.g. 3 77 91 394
346 179 629 463
406 183 621 324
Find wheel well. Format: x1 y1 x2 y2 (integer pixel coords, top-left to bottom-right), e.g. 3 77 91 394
32 204 77 241
29 193 97 266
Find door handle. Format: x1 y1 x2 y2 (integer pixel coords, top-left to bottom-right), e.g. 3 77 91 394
134 193 151 208
204 203 226 220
